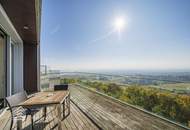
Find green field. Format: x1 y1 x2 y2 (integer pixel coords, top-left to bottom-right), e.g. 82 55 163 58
147 83 190 94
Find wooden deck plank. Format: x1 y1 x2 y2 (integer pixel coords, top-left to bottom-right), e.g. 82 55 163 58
0 109 11 130
64 116 73 130
69 105 85 130
71 101 98 130
71 87 123 129
71 93 119 129
68 109 81 130
70 85 188 130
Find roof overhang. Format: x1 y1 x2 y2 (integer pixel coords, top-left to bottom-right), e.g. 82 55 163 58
0 0 41 45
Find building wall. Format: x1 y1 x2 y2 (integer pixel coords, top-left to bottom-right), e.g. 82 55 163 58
0 2 40 95
0 3 23 96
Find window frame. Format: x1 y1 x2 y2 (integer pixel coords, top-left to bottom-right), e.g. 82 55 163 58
0 28 7 109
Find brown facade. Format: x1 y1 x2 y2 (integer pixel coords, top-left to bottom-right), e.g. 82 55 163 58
24 44 38 93
0 0 41 93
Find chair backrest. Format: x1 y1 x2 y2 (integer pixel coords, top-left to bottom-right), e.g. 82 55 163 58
54 84 68 91
6 91 28 108
0 98 5 109
5 91 28 129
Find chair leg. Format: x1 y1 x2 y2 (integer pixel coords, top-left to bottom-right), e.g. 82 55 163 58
43 107 47 121
10 118 13 130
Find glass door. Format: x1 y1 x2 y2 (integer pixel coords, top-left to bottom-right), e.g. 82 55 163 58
0 30 6 109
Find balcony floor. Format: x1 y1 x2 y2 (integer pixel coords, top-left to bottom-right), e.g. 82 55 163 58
0 101 98 130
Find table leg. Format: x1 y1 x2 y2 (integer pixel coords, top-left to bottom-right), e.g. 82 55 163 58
57 104 62 130
43 107 47 121
62 100 65 119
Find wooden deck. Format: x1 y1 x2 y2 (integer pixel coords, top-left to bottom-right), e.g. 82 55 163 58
0 101 98 130
0 85 189 130
70 84 188 130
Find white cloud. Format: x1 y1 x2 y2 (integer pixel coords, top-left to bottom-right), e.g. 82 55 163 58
50 24 61 35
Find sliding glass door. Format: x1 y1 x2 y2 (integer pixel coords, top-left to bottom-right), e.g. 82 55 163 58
0 30 6 109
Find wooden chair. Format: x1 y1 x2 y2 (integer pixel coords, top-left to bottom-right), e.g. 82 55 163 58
5 91 42 130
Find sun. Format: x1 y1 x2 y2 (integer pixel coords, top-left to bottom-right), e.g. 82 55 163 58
114 17 126 31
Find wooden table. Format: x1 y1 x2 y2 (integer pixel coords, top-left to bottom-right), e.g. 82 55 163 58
17 91 70 130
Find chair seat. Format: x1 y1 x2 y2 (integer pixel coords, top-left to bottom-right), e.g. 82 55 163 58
24 107 40 115
13 107 40 118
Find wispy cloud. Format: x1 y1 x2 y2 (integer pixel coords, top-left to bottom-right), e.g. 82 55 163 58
50 24 61 35
87 29 116 44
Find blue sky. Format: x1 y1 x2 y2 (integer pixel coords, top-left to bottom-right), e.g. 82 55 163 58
41 0 190 71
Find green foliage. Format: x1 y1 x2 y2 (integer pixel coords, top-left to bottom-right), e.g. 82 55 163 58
81 80 190 127
60 78 79 84
107 83 123 98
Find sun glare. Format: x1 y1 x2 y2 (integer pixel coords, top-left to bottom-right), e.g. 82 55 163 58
114 17 126 31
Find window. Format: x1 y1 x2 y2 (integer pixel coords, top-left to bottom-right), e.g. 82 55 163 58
0 29 6 109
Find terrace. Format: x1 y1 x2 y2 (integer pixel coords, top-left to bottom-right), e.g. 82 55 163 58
0 1 190 129
0 84 188 130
